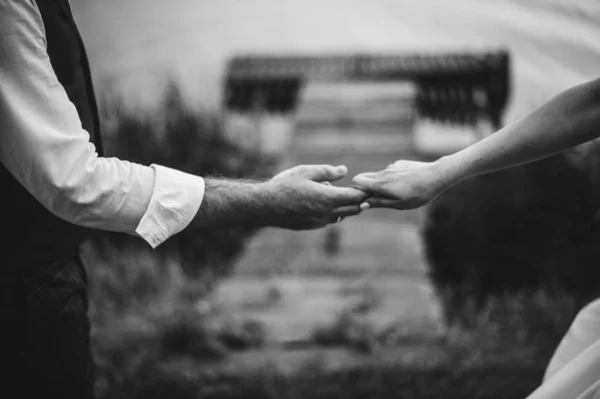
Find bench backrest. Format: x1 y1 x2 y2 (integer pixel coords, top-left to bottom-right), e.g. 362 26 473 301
223 50 511 129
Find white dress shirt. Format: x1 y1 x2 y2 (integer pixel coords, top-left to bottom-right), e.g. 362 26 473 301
0 0 205 248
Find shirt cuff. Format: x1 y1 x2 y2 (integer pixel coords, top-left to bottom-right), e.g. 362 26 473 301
135 164 205 248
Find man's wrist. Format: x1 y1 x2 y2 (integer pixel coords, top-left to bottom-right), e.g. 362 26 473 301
257 179 293 226
190 178 273 229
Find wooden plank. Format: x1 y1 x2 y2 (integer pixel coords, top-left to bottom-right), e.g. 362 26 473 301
294 111 415 127
290 128 414 154
300 82 417 101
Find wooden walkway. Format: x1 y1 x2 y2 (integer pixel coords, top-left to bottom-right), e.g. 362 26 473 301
213 83 445 345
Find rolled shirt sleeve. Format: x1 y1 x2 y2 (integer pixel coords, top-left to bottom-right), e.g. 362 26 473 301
0 0 204 248
137 165 205 248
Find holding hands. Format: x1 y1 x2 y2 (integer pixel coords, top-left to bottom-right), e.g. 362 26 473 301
270 158 458 229
352 160 452 210
267 164 368 230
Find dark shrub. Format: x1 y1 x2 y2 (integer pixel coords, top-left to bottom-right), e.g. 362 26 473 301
423 139 600 326
311 309 384 353
218 319 268 350
442 289 579 367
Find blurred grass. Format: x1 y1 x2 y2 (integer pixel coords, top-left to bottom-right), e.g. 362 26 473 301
92 279 577 398
123 360 545 399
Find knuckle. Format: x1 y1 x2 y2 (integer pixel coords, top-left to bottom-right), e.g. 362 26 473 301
294 165 309 175
372 178 386 190
309 200 326 213
323 167 335 178
315 165 332 177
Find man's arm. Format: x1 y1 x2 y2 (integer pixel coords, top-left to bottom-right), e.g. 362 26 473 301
353 77 600 209
0 0 206 248
0 1 365 248
191 165 367 230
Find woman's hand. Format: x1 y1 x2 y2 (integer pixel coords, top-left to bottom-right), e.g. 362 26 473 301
352 159 454 210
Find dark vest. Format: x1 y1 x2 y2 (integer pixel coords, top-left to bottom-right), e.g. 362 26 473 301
1 0 103 267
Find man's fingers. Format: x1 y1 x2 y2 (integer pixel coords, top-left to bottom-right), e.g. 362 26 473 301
300 164 348 182
364 197 401 209
325 186 369 204
332 204 363 218
273 164 349 182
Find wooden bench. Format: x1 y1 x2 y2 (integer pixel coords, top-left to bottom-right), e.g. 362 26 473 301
222 50 511 130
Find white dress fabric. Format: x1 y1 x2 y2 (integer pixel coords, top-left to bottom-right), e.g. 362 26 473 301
527 299 600 399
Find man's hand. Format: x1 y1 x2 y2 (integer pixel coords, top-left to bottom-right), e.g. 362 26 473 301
191 164 367 230
352 160 451 210
267 164 368 230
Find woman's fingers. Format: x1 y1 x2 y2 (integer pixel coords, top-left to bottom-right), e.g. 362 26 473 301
303 164 348 182
353 172 392 209
352 172 378 190
363 197 400 209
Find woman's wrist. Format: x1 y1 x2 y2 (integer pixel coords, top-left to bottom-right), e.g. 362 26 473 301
432 154 470 192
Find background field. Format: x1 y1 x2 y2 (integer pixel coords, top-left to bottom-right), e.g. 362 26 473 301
69 1 600 397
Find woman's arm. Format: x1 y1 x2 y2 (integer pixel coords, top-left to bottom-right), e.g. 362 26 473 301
353 77 600 209
440 77 600 184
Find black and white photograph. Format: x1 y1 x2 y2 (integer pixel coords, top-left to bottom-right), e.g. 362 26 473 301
1 0 600 398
